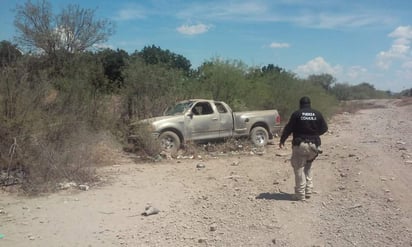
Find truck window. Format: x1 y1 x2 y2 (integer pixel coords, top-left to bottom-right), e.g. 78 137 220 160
215 102 228 113
192 102 214 115
164 101 194 115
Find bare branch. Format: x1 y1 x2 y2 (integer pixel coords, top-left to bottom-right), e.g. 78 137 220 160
13 0 114 54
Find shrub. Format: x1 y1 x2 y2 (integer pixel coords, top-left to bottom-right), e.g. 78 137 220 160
0 55 117 193
127 123 161 157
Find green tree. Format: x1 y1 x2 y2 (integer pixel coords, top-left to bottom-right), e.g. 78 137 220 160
307 73 336 91
135 45 191 74
194 58 249 109
97 48 129 90
331 82 391 100
0 41 22 66
400 88 412 97
122 59 186 120
261 64 284 74
330 83 351 100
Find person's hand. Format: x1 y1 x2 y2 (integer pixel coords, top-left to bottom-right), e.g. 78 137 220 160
279 143 284 149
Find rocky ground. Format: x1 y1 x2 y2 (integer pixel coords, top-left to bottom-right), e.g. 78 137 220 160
1 98 411 247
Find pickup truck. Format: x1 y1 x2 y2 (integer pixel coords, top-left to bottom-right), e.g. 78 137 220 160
131 99 281 154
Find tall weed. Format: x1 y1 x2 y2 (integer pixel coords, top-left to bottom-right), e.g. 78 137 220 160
0 56 115 193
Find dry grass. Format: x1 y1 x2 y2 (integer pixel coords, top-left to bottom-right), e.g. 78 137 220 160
0 126 122 194
179 138 255 158
394 97 412 107
126 123 162 157
336 100 388 114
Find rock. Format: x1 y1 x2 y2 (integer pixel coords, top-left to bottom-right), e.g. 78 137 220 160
196 163 205 169
387 198 394 202
58 181 77 190
154 153 165 161
79 184 89 191
348 204 362 209
405 160 412 165
142 206 160 216
198 238 207 243
230 161 240 166
210 223 217 231
254 150 265 155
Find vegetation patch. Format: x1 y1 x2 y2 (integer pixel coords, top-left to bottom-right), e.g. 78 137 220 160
337 100 389 114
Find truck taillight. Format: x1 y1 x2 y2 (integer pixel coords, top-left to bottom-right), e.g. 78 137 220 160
276 115 281 124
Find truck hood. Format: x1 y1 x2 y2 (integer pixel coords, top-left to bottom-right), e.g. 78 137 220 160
139 115 185 130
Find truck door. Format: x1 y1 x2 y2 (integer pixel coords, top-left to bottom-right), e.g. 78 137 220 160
187 101 220 141
214 102 233 138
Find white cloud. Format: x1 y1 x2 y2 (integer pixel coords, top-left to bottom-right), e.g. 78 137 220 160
376 25 412 69
402 60 412 69
295 57 342 77
218 2 267 17
295 12 394 29
389 25 412 39
176 1 394 29
177 24 211 35
93 43 114 50
376 52 391 69
177 1 267 20
347 66 368 80
114 8 146 21
269 42 290 48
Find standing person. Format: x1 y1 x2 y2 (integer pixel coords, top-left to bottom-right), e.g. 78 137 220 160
279 96 328 201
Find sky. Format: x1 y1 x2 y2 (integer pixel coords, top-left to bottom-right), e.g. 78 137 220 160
1 0 412 92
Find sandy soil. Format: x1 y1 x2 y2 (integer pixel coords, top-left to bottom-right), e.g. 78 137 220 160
1 99 412 247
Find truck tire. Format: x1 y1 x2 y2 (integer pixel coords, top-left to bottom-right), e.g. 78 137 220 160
250 126 269 147
159 131 181 155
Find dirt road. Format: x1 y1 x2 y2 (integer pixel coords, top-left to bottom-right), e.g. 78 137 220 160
1 99 411 247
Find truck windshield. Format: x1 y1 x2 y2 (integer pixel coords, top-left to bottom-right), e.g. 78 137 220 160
164 101 194 116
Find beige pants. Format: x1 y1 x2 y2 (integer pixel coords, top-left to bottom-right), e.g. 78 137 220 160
291 142 319 199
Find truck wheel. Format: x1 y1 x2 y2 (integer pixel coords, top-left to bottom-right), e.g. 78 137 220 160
159 131 181 155
250 126 269 147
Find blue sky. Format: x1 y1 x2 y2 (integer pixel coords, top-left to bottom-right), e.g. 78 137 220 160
1 0 412 92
